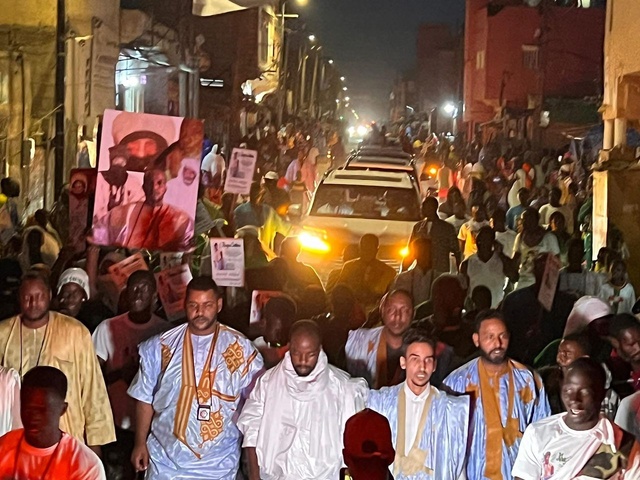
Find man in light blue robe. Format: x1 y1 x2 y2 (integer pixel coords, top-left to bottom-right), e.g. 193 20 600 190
367 328 469 480
443 310 550 480
128 277 263 479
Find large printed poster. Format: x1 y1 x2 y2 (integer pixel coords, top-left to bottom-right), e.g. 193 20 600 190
91 109 203 251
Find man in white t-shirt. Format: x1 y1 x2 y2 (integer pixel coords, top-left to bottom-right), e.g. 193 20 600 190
0 366 105 479
513 358 623 480
92 270 169 479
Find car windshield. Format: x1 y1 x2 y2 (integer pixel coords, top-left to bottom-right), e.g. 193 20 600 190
310 184 420 221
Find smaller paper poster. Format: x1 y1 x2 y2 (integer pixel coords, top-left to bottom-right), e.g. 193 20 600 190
68 168 97 253
160 252 184 270
108 252 149 291
538 254 561 311
156 263 193 322
250 290 286 325
211 238 245 287
223 148 257 195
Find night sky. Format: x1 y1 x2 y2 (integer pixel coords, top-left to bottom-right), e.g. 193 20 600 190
295 0 465 123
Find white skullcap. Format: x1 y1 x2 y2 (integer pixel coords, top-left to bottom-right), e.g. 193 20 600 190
57 268 90 300
111 111 177 145
564 296 611 337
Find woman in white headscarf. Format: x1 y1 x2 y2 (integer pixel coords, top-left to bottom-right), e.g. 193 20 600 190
164 157 200 216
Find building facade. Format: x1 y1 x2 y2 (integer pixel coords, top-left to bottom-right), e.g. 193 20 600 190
464 0 605 147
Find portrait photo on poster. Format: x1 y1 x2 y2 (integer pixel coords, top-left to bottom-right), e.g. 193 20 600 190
211 238 245 287
68 168 97 253
91 109 203 252
156 263 193 322
223 148 257 195
250 290 286 325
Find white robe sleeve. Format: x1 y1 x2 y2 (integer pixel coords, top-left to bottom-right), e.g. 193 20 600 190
127 336 162 404
236 370 268 448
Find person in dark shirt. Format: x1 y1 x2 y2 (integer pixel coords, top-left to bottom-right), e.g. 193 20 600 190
502 252 575 365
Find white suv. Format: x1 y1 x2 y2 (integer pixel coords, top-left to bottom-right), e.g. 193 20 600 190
296 169 421 277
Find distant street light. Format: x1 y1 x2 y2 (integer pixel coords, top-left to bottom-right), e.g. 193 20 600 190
342 86 348 91
344 96 350 102
443 102 457 116
328 59 334 64
308 34 316 42
340 76 345 82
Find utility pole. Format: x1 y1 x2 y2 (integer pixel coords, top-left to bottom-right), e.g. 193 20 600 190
54 0 66 195
309 48 320 118
277 1 287 126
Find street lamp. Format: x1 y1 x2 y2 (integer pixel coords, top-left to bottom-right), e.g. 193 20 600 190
443 102 456 116
344 96 350 102
308 34 316 43
342 86 348 91
340 76 345 82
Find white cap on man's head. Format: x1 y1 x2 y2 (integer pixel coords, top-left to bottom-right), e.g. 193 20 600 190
57 268 91 300
264 171 279 180
564 296 610 336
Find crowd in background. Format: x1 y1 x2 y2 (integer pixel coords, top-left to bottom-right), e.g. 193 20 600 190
0 119 639 480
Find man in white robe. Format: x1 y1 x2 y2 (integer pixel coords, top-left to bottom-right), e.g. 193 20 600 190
128 276 263 479
238 320 367 480
367 328 469 480
346 290 413 388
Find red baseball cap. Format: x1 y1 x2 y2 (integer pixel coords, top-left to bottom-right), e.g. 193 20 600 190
343 409 395 463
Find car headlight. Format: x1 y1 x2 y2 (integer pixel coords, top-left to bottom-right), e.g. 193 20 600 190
299 231 330 253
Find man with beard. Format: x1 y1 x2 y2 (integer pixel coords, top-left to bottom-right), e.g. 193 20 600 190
514 358 630 480
93 168 194 250
366 328 469 479
237 320 367 480
346 290 413 388
0 272 115 456
128 276 263 479
444 310 550 480
109 110 175 172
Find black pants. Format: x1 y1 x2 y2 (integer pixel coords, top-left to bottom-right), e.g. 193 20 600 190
103 427 137 480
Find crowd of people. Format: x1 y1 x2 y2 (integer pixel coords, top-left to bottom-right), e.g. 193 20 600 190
0 124 639 480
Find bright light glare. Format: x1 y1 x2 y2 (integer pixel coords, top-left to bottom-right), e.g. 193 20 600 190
342 86 348 91
429 167 438 176
443 102 456 115
344 96 350 102
400 247 410 258
348 126 356 136
308 34 316 42
299 232 330 253
340 76 345 82
356 125 368 137
328 59 334 65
